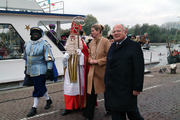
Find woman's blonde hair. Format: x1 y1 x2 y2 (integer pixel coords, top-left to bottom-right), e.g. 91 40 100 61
91 24 105 33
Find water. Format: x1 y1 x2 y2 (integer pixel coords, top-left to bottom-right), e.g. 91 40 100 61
152 44 180 67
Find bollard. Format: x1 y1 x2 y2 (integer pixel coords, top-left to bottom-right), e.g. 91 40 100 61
170 64 177 74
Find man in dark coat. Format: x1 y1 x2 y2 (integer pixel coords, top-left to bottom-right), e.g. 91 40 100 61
104 24 144 120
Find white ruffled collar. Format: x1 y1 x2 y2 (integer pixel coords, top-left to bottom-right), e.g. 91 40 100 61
30 38 43 45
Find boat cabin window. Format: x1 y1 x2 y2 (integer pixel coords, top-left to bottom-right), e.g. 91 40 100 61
0 24 25 60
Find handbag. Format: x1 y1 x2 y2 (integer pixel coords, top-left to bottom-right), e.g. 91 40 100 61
23 74 33 86
50 62 58 82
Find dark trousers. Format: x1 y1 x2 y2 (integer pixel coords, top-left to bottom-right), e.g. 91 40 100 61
83 84 97 119
111 107 144 120
104 92 110 112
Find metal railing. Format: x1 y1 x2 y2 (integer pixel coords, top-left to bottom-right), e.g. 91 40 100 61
36 0 64 13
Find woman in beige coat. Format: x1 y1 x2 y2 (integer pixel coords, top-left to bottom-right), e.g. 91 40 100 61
83 24 110 120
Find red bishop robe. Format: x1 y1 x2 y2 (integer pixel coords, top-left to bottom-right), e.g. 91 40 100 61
64 39 90 110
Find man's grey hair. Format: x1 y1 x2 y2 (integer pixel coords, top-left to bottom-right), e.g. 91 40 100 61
144 33 148 35
113 24 126 31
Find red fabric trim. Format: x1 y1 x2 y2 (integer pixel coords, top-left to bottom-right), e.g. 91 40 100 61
81 40 89 105
64 95 85 110
64 41 98 110
81 40 98 107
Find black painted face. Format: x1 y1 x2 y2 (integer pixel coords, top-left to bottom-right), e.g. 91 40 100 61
30 29 42 41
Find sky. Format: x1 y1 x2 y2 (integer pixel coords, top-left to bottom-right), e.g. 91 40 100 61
37 0 180 30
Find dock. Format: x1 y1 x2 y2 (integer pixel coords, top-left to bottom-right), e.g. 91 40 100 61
0 64 180 120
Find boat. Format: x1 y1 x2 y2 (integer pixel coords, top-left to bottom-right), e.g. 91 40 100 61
143 46 160 73
0 0 85 90
165 35 179 64
166 44 173 48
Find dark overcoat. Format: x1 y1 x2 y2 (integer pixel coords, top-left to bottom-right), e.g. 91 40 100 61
104 37 144 111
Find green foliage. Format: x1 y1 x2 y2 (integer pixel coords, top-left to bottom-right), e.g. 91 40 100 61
103 24 111 36
81 14 98 35
147 25 161 43
140 23 149 35
55 15 180 43
60 29 70 36
160 34 166 43
170 28 177 35
127 28 134 35
134 24 141 35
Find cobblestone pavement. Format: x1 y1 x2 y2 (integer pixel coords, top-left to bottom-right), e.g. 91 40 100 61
1 64 180 120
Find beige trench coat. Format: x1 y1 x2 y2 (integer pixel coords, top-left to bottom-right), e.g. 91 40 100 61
87 35 110 94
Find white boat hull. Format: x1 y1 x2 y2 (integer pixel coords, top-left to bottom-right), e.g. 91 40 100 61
0 8 85 89
143 49 160 70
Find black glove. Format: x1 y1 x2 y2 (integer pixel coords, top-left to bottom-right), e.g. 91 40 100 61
26 74 31 79
45 69 52 80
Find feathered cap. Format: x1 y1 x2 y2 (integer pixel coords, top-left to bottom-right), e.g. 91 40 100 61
30 27 44 37
107 30 113 39
49 24 55 27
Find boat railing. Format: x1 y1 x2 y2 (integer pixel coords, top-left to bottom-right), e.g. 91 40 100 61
39 21 65 50
144 50 153 73
36 0 64 13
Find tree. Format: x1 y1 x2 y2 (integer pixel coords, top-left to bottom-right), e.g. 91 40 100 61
127 28 134 36
170 28 177 35
160 34 166 43
60 28 70 36
103 24 111 37
82 14 98 35
147 24 161 43
160 28 168 34
133 24 141 35
140 23 149 35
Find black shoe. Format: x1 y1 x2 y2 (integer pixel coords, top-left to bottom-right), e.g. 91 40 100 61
85 118 92 120
44 99 52 109
27 107 37 117
104 110 111 116
62 109 71 116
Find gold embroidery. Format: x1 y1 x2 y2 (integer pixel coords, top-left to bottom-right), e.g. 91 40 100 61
27 55 43 57
36 42 41 55
39 65 40 75
43 42 48 47
47 48 52 61
68 54 78 83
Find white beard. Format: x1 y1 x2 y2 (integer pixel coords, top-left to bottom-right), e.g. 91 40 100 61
65 35 83 55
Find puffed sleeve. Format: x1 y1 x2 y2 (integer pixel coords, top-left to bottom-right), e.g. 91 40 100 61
62 52 69 68
79 52 84 66
44 42 55 69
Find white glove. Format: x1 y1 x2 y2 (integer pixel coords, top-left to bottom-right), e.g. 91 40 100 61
76 49 81 55
64 52 70 59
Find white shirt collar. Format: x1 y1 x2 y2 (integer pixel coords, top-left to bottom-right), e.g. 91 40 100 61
116 36 127 45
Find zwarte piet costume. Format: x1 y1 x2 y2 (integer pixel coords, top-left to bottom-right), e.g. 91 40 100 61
23 27 55 117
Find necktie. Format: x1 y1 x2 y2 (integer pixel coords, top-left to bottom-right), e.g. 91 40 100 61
116 43 119 48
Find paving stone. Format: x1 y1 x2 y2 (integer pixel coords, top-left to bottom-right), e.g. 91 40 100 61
1 64 180 120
